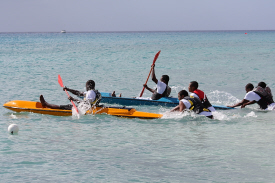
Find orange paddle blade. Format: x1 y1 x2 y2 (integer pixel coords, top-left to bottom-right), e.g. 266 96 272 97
58 75 79 114
58 74 64 88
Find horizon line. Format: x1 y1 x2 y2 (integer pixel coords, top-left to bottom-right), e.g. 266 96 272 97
1 30 275 34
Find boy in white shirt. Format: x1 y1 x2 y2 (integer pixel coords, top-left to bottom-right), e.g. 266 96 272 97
171 90 213 119
143 65 171 100
40 80 101 110
227 83 275 110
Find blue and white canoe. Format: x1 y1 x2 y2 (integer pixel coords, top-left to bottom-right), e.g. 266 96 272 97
100 92 234 110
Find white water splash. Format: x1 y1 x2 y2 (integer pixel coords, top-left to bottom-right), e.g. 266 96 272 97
161 110 200 119
71 101 92 118
72 107 80 119
77 101 91 115
208 90 240 106
170 85 187 97
212 111 231 121
244 111 257 118
10 114 18 119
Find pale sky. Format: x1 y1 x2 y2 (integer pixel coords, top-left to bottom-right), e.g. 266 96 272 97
1 0 274 32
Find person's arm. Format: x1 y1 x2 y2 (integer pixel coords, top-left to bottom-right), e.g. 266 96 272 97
64 87 84 96
227 99 250 108
170 105 180 112
241 100 257 108
151 65 158 84
171 101 186 112
68 96 81 104
143 84 155 93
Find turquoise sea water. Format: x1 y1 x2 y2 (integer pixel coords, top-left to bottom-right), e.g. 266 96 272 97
1 31 275 182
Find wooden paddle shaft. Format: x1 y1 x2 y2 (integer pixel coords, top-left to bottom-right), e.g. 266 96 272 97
139 51 161 97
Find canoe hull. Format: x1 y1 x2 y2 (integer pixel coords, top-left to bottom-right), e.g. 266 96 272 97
3 100 163 119
3 100 72 116
100 92 233 110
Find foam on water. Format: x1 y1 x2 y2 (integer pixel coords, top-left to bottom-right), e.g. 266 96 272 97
77 101 91 116
10 114 18 119
208 90 241 106
244 111 257 118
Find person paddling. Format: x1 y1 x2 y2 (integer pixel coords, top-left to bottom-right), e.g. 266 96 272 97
227 83 275 110
142 64 171 100
40 80 101 110
170 90 213 119
188 81 216 112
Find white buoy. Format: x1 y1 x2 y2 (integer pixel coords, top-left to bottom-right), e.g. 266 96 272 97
8 124 19 134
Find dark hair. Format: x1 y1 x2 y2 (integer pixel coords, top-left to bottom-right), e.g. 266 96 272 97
86 80 95 90
178 90 188 97
190 81 199 89
162 75 169 83
258 82 266 88
245 83 254 90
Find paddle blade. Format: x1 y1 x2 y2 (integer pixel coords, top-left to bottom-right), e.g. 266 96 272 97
152 50 161 65
58 74 64 88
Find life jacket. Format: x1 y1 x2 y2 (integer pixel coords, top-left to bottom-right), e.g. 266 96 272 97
183 96 210 114
252 86 274 109
84 89 102 106
193 89 212 109
151 85 170 100
264 87 274 103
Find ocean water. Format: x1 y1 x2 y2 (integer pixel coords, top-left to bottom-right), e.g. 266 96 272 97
1 31 275 182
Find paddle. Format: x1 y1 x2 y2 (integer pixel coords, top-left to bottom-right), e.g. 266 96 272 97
139 50 161 97
58 74 79 114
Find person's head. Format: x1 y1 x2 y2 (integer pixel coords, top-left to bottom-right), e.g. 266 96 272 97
245 83 254 93
86 80 95 90
178 90 188 100
188 81 198 92
258 81 266 89
160 75 169 84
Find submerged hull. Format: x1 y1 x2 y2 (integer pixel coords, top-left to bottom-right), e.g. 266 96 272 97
100 92 233 110
3 100 163 119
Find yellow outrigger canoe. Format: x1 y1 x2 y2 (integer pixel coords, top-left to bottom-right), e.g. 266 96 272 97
3 100 163 119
